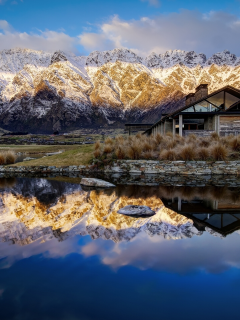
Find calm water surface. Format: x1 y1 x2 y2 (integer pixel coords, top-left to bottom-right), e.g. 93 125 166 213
0 177 240 320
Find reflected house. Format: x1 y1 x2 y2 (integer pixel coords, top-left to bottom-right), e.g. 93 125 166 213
146 84 240 136
162 195 240 236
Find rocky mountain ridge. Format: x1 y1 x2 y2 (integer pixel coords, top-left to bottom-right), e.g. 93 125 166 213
1 178 225 246
0 48 240 132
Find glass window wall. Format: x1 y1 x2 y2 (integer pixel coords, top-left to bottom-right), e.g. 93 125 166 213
207 91 224 108
182 100 219 112
225 92 240 109
182 90 240 113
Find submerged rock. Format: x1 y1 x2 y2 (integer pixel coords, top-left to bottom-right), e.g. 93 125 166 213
117 205 156 218
23 157 36 161
80 178 115 188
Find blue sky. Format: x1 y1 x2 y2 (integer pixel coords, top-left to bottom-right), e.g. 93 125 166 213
1 0 240 56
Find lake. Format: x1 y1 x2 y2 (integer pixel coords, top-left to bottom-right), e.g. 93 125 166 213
0 176 240 320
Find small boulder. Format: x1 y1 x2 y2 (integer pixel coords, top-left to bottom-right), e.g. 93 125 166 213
80 178 115 188
117 205 155 218
23 157 36 161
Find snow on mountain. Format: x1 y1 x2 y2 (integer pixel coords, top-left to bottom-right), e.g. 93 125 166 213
0 47 52 74
0 179 207 246
86 48 143 67
145 50 207 68
0 178 235 246
0 47 240 132
206 50 237 66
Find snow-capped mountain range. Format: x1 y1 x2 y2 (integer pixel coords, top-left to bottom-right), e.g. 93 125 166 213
1 47 240 132
1 178 227 246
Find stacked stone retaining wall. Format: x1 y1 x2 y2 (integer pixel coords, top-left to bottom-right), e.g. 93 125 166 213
2 160 240 175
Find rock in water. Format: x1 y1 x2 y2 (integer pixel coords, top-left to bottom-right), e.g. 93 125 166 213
117 205 155 218
80 178 115 188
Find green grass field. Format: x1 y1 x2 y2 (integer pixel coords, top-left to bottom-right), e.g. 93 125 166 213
6 144 94 167
0 144 86 154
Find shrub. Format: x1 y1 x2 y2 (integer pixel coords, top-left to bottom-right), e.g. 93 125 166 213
4 151 16 164
211 144 229 161
230 137 240 151
159 149 177 161
0 154 5 165
141 150 156 160
155 133 163 144
115 135 125 144
179 145 196 161
161 136 176 150
211 132 219 140
116 146 125 159
174 134 184 144
94 140 101 150
126 146 134 159
199 139 210 148
143 141 153 152
103 144 113 154
186 134 197 142
197 147 209 160
94 149 101 158
105 137 114 145
129 142 142 159
93 132 236 163
166 132 173 138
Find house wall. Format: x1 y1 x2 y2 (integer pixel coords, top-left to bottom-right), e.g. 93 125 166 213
220 116 240 135
165 121 173 133
204 117 214 130
184 130 214 137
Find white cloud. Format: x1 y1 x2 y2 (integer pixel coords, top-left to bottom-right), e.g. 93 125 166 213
0 20 14 32
78 11 240 57
2 10 240 57
81 231 240 274
0 20 77 53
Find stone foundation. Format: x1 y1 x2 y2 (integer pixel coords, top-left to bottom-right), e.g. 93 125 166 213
2 160 240 175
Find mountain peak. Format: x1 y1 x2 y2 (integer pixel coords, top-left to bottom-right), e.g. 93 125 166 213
145 50 206 68
86 48 143 67
206 50 237 66
0 47 52 74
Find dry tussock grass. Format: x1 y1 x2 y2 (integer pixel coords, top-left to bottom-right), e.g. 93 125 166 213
0 154 5 165
197 147 209 161
93 133 240 162
211 144 229 161
179 145 196 161
94 149 101 158
103 144 113 154
94 140 101 150
159 149 177 161
0 151 17 165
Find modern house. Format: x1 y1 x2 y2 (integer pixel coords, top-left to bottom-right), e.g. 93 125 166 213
145 84 240 137
161 194 240 237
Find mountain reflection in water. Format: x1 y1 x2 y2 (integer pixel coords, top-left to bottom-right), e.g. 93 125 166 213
0 177 240 320
0 178 240 246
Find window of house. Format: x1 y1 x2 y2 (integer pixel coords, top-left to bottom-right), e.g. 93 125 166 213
207 91 224 108
225 92 240 109
182 106 195 112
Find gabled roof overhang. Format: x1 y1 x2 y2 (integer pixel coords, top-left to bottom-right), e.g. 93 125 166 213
147 85 240 133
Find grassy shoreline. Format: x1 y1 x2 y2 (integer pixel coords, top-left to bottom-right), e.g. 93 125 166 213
4 144 94 167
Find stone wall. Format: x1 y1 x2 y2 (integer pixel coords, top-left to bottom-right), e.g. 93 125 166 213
183 130 214 137
220 115 240 135
2 160 240 175
108 160 240 175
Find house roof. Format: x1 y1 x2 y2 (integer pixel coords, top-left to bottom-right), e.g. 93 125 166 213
147 85 240 133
